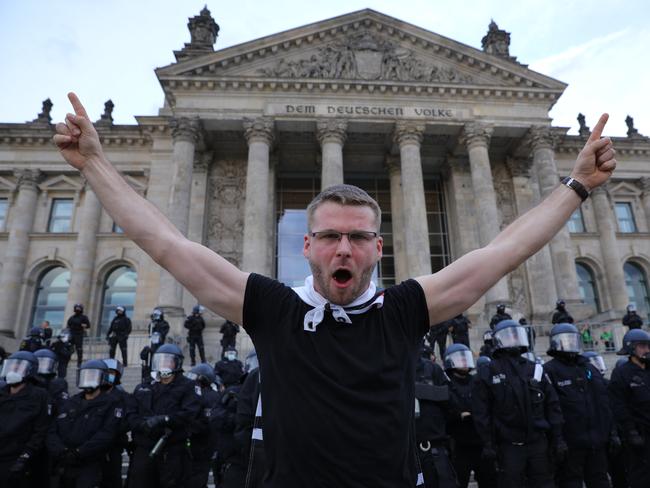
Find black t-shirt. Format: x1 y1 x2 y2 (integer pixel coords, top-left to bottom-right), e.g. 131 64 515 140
243 273 429 488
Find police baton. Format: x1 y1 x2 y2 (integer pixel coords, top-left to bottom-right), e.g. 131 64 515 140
149 427 172 458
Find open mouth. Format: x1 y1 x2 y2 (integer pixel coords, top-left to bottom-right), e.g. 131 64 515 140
332 268 353 285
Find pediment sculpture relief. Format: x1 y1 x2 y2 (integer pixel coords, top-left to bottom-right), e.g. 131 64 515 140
257 30 474 83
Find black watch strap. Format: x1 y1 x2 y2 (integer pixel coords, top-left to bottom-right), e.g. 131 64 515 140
561 177 589 202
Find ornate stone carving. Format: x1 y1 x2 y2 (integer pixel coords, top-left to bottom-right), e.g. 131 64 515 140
393 121 424 147
461 122 493 149
175 6 219 60
32 99 52 125
258 30 474 83
316 119 347 146
207 159 246 268
626 115 645 138
481 20 517 62
577 113 591 137
243 117 274 146
529 126 558 151
506 157 532 178
96 100 114 126
170 117 201 144
638 177 650 196
14 169 42 189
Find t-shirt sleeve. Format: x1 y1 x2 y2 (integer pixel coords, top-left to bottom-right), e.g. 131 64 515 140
385 279 430 344
243 273 300 341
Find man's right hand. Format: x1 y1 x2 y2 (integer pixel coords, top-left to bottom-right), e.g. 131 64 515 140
53 92 103 171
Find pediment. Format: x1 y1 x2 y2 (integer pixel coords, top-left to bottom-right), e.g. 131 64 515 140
158 9 565 92
38 174 83 192
608 181 642 197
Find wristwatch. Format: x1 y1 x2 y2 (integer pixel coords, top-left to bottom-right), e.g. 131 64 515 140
561 177 589 202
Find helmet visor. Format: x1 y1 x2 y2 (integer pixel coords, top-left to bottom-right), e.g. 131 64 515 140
552 332 582 353
445 350 475 370
151 353 177 375
37 356 57 374
494 326 530 349
1 359 32 384
588 355 607 374
78 369 103 389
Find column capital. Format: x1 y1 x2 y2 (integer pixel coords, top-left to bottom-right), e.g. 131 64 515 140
316 118 347 146
529 126 559 151
170 117 201 144
14 169 42 190
461 122 493 149
243 117 274 146
506 157 532 178
384 154 401 175
393 121 425 147
637 177 650 196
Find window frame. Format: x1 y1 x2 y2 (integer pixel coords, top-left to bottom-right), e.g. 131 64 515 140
567 207 586 233
615 201 637 233
47 198 75 233
30 266 70 333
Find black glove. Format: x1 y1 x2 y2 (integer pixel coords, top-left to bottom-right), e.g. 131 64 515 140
627 430 645 448
62 448 81 465
9 453 30 474
608 433 622 455
554 438 569 464
143 415 169 434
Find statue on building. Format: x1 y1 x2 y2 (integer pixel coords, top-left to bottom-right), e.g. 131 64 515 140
625 115 644 138
577 113 591 137
32 98 53 124
174 6 220 61
481 20 517 62
96 99 114 126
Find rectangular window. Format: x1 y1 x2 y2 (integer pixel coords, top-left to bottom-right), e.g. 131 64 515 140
0 198 8 230
48 199 74 232
567 208 585 233
615 202 637 233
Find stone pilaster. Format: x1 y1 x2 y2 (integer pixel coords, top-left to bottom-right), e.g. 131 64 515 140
316 119 347 190
0 169 41 337
241 117 274 275
507 157 557 319
393 122 431 277
591 186 629 312
638 177 650 231
530 126 581 303
65 186 102 321
461 122 509 306
385 155 408 283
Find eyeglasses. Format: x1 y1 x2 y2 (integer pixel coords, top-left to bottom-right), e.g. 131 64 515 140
310 230 379 245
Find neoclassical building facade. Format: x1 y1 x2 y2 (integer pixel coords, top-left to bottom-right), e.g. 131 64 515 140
0 8 649 349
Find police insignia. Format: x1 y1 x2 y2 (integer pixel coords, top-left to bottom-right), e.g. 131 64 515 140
114 407 123 418
195 385 202 396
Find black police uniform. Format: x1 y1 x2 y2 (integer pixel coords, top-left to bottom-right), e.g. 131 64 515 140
428 320 452 359
622 312 643 330
0 382 50 486
51 337 74 379
184 314 207 365
608 359 650 488
220 321 240 351
66 312 90 366
36 374 69 417
106 313 132 365
187 381 221 488
213 383 242 486
128 374 201 487
150 318 170 353
19 332 45 353
448 371 497 488
414 358 458 488
488 312 511 330
544 355 612 488
551 309 574 324
102 385 135 488
47 390 121 488
215 357 244 387
450 315 471 347
472 354 564 488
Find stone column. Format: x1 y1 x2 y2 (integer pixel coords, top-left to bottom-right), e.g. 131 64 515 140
158 117 201 325
591 186 629 312
0 169 41 337
385 155 408 283
462 122 509 305
507 157 557 319
317 119 347 190
393 122 431 277
241 117 274 275
65 186 102 320
530 126 581 302
639 177 650 231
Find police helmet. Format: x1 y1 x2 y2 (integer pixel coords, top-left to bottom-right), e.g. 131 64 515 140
29 326 42 338
244 349 259 373
34 348 58 375
582 351 607 375
151 308 164 321
548 323 582 355
496 303 506 314
0 351 38 385
115 305 125 315
73 303 84 313
482 330 493 344
78 359 109 390
617 328 650 356
443 343 475 371
152 343 184 378
186 363 216 385
492 319 530 352
192 304 203 314
627 303 637 312
223 346 238 361
476 355 491 369
556 299 566 308
101 358 124 385
58 328 71 343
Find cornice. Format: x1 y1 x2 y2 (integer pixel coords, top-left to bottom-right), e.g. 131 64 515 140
0 124 152 148
556 135 650 156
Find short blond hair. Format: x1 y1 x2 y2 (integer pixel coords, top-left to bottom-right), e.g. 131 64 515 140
306 184 381 231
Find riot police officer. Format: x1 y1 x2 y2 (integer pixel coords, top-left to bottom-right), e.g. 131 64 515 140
47 359 121 488
428 319 452 359
479 330 495 359
488 304 511 330
0 351 50 486
473 319 564 488
608 329 650 488
215 346 244 387
622 303 644 330
220 320 240 354
184 305 207 366
51 328 74 378
127 343 201 487
582 351 607 376
19 326 46 352
543 323 612 488
34 348 69 415
450 313 471 347
149 308 170 353
106 305 132 366
445 344 496 488
66 303 91 367
552 299 574 324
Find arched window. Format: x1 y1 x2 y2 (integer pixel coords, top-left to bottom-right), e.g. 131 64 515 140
99 265 137 337
31 266 70 333
624 262 650 321
575 262 600 312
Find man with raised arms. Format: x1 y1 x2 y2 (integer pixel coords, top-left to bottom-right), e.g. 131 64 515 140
53 93 616 488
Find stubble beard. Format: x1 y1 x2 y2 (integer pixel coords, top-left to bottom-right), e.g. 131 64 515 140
308 259 377 305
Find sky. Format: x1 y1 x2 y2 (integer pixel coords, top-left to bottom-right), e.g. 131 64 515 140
1 0 648 137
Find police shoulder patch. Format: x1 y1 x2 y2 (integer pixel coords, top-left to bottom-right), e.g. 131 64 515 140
114 407 123 418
